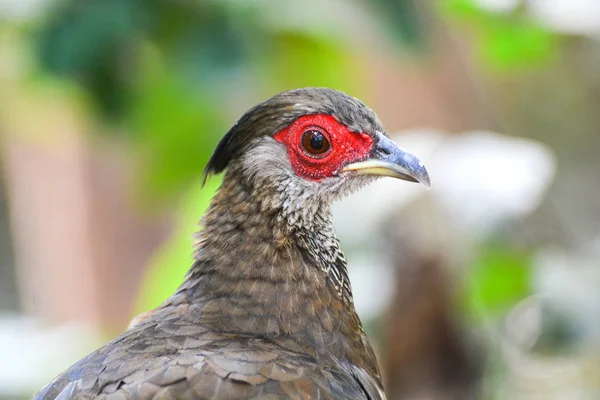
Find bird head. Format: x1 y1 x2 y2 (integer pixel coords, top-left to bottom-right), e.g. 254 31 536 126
204 88 429 224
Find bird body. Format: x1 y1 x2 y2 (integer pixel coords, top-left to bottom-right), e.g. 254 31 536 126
35 88 429 400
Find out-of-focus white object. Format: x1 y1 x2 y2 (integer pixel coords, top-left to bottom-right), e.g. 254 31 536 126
0 0 49 21
0 314 99 398
336 129 556 241
347 253 396 319
473 0 600 37
432 131 556 237
527 0 600 36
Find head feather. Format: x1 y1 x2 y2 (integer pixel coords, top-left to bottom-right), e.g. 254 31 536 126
202 87 383 185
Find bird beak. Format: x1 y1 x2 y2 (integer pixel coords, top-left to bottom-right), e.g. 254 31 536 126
342 132 430 187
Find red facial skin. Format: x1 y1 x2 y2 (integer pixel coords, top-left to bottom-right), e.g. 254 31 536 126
273 114 373 181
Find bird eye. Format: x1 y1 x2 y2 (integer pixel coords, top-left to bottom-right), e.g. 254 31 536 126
301 130 330 155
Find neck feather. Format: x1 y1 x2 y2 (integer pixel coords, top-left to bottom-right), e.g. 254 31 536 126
177 166 360 345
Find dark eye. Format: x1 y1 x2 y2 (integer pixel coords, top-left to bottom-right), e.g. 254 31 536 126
302 130 330 155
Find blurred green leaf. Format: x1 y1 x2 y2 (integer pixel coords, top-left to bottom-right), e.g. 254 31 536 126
461 245 532 321
36 0 143 117
440 0 486 18
258 30 362 95
148 0 248 85
479 19 556 71
372 0 426 51
36 0 250 118
439 0 558 72
129 54 226 201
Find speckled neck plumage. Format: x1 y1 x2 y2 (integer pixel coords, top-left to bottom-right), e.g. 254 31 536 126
177 161 363 354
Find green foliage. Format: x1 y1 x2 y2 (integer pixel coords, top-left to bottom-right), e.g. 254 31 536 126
129 48 226 200
35 0 363 203
371 0 426 51
36 0 250 118
461 244 532 322
439 0 558 72
259 30 362 94
36 0 142 117
440 0 484 18
480 21 555 71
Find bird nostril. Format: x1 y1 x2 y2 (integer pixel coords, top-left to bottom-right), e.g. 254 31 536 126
377 147 391 157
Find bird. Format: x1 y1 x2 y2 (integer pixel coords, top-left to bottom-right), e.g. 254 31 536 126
34 88 430 400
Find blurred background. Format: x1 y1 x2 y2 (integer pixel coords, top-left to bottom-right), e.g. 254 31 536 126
1 0 599 398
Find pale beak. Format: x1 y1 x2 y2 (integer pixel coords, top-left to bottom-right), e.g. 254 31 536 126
342 132 430 187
